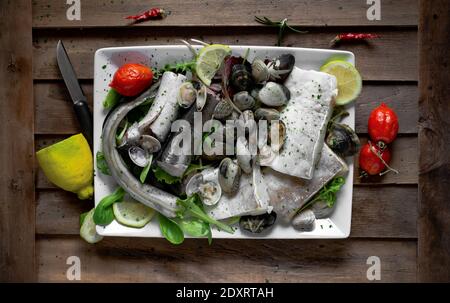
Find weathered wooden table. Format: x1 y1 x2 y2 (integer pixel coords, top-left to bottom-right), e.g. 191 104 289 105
1 0 449 282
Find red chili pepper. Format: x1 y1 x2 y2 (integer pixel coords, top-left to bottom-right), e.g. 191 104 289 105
330 33 380 46
125 8 167 22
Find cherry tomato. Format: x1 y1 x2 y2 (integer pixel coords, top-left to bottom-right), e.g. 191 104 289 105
109 63 153 97
359 142 391 175
368 103 399 144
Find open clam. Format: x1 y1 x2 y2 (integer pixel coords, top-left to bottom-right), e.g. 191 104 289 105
186 170 222 206
177 82 197 108
257 82 290 107
326 123 360 157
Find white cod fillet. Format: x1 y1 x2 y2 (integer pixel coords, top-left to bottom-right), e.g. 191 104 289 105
263 144 348 221
264 67 338 179
204 164 270 220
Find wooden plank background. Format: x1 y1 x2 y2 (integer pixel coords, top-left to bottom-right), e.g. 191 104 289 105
418 0 450 282
0 0 35 282
29 0 422 282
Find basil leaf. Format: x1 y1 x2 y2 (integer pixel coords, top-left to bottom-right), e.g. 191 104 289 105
158 214 184 245
179 219 210 237
96 151 110 175
93 187 125 226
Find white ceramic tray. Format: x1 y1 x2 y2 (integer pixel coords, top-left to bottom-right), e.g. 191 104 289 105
94 45 355 239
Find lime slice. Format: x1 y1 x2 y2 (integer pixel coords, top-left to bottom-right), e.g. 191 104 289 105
80 209 103 244
195 44 231 86
113 200 155 228
320 60 362 105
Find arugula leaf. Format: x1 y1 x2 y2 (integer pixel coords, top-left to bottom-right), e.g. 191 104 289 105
103 88 121 109
154 60 196 79
158 214 184 245
183 162 211 177
96 151 110 175
152 166 181 184
177 194 234 234
93 187 125 226
140 157 152 184
299 177 345 213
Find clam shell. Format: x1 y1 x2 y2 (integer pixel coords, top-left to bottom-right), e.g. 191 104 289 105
128 146 150 168
251 57 270 83
258 82 290 107
186 171 222 206
236 137 253 174
255 108 280 121
196 84 208 111
213 100 234 119
139 135 161 153
233 91 255 111
218 158 241 194
292 209 316 231
177 82 197 108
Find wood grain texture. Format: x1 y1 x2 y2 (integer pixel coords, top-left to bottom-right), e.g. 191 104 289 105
0 0 35 282
32 28 418 81
418 0 450 282
35 185 417 238
32 0 419 28
36 236 417 282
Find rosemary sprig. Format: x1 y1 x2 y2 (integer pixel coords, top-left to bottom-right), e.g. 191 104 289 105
255 16 307 46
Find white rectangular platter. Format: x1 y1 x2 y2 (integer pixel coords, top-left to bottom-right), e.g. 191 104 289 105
94 45 355 239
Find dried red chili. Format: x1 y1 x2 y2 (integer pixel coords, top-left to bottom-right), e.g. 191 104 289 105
330 33 380 46
125 8 167 22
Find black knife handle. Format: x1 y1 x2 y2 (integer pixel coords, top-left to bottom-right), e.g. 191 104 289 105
73 100 93 148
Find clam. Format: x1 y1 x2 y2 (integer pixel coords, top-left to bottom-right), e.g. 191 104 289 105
230 64 254 92
196 84 208 111
186 171 222 206
239 212 277 233
236 137 253 174
177 82 197 108
218 157 241 194
292 209 315 231
326 123 360 157
255 108 280 121
251 57 270 83
233 91 255 111
311 200 335 219
139 135 161 154
128 146 150 168
213 100 234 120
267 54 295 82
257 82 290 107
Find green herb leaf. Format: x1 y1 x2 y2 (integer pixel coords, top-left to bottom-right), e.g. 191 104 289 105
96 151 110 175
154 60 196 79
183 162 211 177
93 187 125 226
158 214 185 245
152 166 181 184
178 218 211 237
140 156 153 184
299 177 345 213
102 88 121 109
177 194 234 234
116 119 130 143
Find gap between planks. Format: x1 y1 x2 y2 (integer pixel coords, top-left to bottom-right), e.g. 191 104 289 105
32 27 418 81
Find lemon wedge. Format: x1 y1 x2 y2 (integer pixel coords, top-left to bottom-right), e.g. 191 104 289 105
113 200 155 228
320 60 362 105
36 134 93 200
195 44 231 86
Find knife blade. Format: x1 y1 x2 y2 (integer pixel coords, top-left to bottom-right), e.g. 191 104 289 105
56 40 93 148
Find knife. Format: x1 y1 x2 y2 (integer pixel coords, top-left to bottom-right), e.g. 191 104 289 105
56 40 93 148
